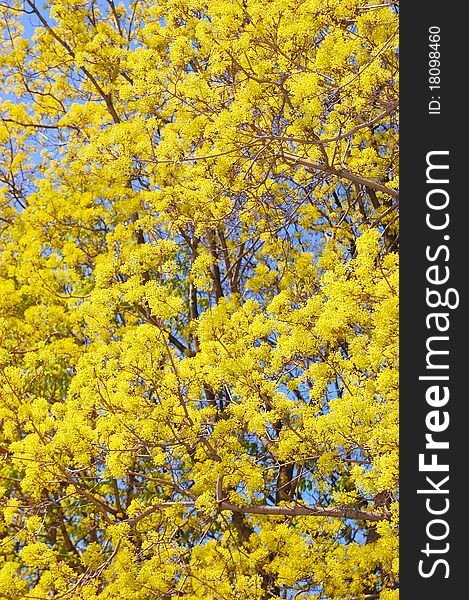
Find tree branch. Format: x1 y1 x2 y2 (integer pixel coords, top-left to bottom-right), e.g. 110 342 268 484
251 101 398 147
219 500 387 521
126 492 389 525
281 152 399 199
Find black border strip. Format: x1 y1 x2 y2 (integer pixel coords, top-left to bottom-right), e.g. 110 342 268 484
400 4 467 597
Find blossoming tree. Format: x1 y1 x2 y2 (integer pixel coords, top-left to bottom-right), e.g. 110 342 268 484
0 1 398 598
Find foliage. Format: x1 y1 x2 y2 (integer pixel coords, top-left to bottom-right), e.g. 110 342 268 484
0 0 399 598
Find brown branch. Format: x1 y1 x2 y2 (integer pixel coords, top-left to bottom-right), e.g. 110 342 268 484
218 500 387 521
281 152 399 199
1 117 80 132
207 230 224 302
152 144 255 165
56 507 81 562
112 478 123 514
127 495 389 525
371 199 400 226
251 101 398 147
217 227 238 294
125 502 192 525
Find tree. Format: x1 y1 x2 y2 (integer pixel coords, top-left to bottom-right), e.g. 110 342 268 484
0 0 399 598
